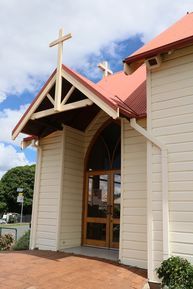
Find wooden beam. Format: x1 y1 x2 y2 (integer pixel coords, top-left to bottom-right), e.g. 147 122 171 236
49 33 72 47
12 74 56 140
31 108 55 120
54 28 64 111
50 29 72 112
61 86 75 105
61 69 119 119
31 99 93 120
60 99 93 111
46 93 54 106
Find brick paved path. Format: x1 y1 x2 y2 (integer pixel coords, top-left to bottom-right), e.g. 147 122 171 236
0 250 147 289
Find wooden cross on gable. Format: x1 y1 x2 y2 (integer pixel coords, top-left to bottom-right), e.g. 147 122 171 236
31 28 93 121
98 61 113 78
49 28 72 111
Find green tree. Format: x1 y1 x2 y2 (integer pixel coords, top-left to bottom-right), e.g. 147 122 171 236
0 165 35 215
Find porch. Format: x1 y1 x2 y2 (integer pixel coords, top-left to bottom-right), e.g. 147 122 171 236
63 246 119 261
30 110 147 270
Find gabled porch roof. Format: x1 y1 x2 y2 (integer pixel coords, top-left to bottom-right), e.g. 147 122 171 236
12 64 146 140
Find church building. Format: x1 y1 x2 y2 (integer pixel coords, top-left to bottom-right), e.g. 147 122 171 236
13 13 193 284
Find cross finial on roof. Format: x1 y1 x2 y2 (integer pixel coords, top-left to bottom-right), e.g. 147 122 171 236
49 28 72 111
98 61 113 78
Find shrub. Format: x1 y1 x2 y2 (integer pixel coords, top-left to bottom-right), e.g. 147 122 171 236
156 256 193 289
12 230 30 250
0 234 14 250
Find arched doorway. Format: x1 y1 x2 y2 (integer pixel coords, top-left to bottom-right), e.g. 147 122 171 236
83 122 121 248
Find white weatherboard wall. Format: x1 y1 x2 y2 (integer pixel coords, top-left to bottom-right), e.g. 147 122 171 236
120 118 147 269
60 126 84 249
34 131 63 250
59 110 110 249
84 110 110 154
149 45 193 276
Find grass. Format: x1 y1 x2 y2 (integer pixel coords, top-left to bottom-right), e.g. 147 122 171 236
0 223 29 227
12 230 30 250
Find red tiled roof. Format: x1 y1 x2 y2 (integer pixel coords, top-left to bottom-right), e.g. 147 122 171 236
97 65 146 117
124 13 193 65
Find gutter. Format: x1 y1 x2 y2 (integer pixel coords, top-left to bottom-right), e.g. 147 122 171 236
130 118 170 260
123 35 193 65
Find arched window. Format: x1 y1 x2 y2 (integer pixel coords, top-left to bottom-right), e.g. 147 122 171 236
87 122 121 171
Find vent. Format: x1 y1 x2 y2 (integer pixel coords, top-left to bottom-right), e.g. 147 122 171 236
146 55 162 70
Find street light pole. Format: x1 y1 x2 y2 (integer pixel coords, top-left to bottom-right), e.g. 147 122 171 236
20 201 23 223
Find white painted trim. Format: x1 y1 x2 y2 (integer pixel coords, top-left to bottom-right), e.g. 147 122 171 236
146 68 154 281
56 128 65 250
61 86 75 105
119 117 124 262
130 118 164 149
61 69 119 119
46 93 55 106
30 146 42 249
31 99 93 120
31 108 56 119
162 148 170 259
12 75 56 140
147 141 153 281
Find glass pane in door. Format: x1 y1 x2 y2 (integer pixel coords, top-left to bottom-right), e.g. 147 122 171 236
113 174 121 218
86 223 106 240
112 224 120 242
87 175 108 218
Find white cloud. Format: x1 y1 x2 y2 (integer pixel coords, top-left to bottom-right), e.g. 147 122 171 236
0 0 192 100
0 92 6 103
0 143 29 179
0 105 29 146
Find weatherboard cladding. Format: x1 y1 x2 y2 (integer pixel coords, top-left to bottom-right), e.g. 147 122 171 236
149 46 193 272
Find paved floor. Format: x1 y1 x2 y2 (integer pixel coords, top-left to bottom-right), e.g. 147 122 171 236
0 250 147 289
64 246 119 261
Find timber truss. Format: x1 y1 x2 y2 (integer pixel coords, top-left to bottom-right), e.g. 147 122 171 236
31 84 93 120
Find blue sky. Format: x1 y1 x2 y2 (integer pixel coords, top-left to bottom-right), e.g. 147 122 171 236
0 0 192 178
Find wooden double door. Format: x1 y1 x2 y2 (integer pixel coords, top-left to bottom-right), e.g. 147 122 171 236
83 170 121 249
